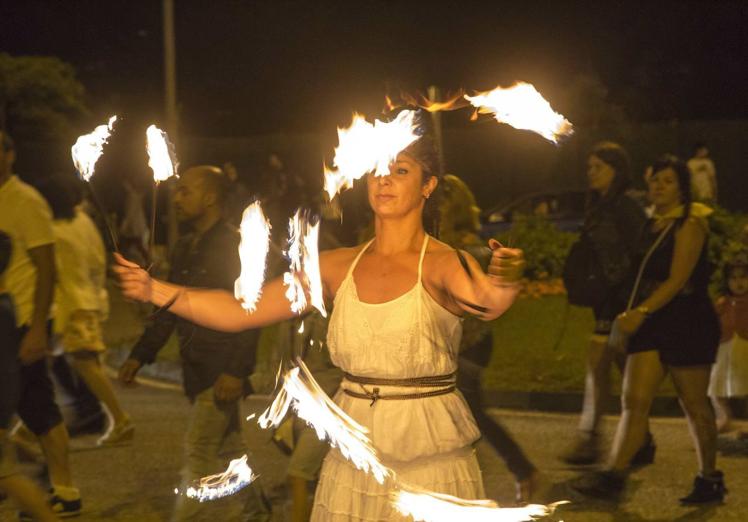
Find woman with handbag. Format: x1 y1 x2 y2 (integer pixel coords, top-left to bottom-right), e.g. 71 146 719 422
572 155 725 504
562 142 647 464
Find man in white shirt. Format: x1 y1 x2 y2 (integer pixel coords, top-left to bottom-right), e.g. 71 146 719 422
0 131 81 518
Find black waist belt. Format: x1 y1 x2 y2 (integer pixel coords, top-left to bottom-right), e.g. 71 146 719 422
342 372 457 406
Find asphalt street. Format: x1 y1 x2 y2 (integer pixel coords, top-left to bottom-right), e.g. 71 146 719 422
1 381 746 521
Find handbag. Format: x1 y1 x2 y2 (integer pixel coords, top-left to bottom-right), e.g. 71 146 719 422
563 234 609 308
608 221 674 351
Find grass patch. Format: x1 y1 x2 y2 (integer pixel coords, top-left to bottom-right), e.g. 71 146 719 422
484 295 594 392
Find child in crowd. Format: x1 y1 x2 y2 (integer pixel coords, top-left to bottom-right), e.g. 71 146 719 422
709 253 748 436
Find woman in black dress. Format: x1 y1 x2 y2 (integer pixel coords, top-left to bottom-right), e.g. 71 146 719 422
573 155 724 504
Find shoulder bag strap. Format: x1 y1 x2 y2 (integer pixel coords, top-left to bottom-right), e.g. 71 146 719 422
625 221 675 311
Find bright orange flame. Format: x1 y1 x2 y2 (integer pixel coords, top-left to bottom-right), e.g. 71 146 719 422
257 359 390 484
323 110 420 199
183 455 257 502
283 209 326 317
465 82 573 143
393 486 563 522
234 202 272 312
71 115 117 182
146 125 178 183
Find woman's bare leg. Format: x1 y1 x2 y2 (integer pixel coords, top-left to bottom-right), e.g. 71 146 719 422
608 351 665 471
710 396 732 433
69 353 128 426
671 366 717 474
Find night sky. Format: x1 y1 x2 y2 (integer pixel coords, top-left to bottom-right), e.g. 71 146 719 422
2 0 747 136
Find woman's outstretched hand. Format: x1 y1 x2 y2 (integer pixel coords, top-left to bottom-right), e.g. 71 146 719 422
113 253 153 302
487 239 525 287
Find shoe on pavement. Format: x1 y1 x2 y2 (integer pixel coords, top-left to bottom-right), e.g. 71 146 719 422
515 471 550 505
679 471 727 505
97 418 135 446
570 470 625 501
19 493 82 520
561 433 600 465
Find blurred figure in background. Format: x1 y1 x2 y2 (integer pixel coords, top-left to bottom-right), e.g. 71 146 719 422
687 142 717 205
709 253 748 436
439 174 540 504
119 178 150 267
0 131 81 517
34 174 133 445
562 142 648 465
0 231 60 521
118 165 270 522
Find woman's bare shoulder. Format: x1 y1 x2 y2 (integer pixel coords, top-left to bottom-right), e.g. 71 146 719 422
320 244 367 271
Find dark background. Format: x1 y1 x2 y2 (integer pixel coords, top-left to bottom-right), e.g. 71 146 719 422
2 0 747 211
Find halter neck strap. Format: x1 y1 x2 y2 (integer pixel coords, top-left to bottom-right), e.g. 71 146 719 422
346 234 430 282
417 234 430 283
346 237 375 279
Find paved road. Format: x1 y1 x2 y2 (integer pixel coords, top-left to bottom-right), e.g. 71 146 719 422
1 381 746 521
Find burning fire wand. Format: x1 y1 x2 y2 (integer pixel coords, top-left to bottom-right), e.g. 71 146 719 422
145 124 178 261
71 115 120 252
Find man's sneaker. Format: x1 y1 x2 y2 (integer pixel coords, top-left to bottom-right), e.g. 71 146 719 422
19 494 82 520
97 418 135 446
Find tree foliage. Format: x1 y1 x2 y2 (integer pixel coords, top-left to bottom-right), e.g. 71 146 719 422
0 53 87 138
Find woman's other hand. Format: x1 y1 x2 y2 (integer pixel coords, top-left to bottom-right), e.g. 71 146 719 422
487 239 525 287
616 309 646 335
113 253 152 302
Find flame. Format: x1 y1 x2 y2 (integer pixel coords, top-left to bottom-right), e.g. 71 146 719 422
234 202 272 312
323 110 420 199
71 115 117 182
183 455 257 502
257 359 390 484
464 82 573 143
403 90 469 113
283 210 326 317
145 124 179 183
393 487 563 522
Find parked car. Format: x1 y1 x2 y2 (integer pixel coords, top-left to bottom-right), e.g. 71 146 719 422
480 189 587 238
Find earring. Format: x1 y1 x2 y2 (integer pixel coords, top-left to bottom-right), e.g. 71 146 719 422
424 193 431 199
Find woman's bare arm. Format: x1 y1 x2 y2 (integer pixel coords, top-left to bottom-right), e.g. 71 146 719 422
637 217 707 313
436 242 524 321
114 250 347 332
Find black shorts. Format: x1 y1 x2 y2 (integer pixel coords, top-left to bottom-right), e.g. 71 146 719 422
628 295 720 367
2 325 64 436
0 340 20 430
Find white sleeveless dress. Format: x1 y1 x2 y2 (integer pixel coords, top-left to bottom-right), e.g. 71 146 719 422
311 235 484 521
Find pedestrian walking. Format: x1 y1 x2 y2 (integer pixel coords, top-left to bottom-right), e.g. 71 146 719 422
34 174 134 446
118 165 270 521
562 142 648 465
0 131 82 518
439 174 541 504
572 155 725 504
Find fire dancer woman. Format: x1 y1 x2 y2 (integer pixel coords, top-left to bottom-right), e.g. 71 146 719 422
573 156 725 504
114 121 525 520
